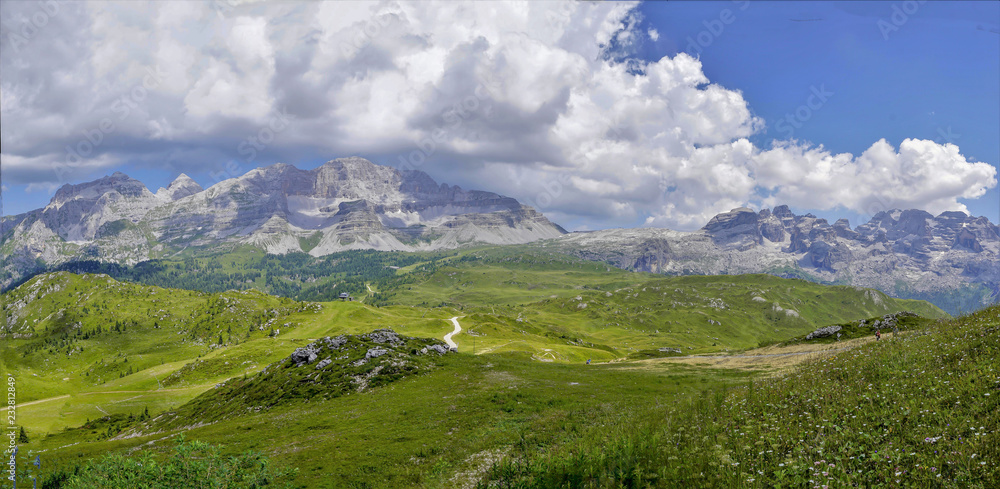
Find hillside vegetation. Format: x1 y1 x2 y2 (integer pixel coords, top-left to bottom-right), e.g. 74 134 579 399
0 271 317 403
478 305 1000 488
153 329 455 429
1 263 966 488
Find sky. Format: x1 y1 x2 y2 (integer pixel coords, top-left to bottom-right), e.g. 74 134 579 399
1 0 997 232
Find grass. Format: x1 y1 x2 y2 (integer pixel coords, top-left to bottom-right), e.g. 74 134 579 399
390 259 947 360
16 350 753 488
1 261 947 435
476 304 1000 488
0 261 968 488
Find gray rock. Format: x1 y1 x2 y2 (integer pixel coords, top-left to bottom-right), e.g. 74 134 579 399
366 348 388 359
806 325 842 340
315 358 332 369
366 329 402 345
290 346 318 366
658 347 682 354
324 336 348 349
425 344 449 355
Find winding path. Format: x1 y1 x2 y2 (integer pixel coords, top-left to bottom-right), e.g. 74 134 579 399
444 316 462 349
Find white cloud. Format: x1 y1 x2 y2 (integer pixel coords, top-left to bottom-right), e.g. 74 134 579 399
0 0 995 229
753 138 997 217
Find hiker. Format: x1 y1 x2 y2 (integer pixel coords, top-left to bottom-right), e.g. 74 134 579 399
875 329 881 341
586 359 591 365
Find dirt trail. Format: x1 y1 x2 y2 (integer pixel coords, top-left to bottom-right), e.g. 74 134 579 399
0 394 70 411
633 333 893 373
444 316 462 349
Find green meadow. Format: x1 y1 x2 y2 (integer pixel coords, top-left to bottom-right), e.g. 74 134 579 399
2 250 993 488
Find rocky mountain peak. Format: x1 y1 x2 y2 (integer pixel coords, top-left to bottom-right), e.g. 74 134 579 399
703 207 762 248
50 171 150 207
2 157 566 286
157 173 203 201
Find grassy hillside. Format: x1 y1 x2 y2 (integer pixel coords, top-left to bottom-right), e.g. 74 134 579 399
11 246 458 304
1 261 946 433
154 329 455 429
0 273 471 436
18 346 753 488
386 255 947 361
0 271 317 404
0 265 958 488
478 305 1000 488
14 304 992 488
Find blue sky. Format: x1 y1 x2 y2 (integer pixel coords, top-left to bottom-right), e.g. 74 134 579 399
1 1 997 230
632 0 1000 227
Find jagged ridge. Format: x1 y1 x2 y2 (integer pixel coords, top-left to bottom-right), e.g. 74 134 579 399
546 206 1000 315
0 157 565 287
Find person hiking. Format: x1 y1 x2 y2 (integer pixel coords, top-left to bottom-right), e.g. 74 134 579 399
875 329 881 341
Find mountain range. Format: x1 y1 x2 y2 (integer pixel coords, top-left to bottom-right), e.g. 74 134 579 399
0 157 564 284
2 157 998 314
542 206 1000 314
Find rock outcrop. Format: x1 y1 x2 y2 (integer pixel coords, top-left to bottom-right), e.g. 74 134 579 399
805 325 842 340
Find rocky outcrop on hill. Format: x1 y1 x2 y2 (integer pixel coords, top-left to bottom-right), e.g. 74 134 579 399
153 329 452 427
862 311 918 331
805 325 842 340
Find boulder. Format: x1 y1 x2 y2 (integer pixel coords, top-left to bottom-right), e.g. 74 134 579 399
805 325 842 340
365 348 388 359
365 329 402 345
290 346 319 366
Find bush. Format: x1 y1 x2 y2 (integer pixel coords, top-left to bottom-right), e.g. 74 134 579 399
60 436 294 489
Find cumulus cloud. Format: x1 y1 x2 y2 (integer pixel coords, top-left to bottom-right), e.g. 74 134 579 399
753 138 998 217
0 0 995 229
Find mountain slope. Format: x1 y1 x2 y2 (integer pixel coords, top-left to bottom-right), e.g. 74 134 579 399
0 157 565 287
543 206 1000 315
479 304 1000 488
